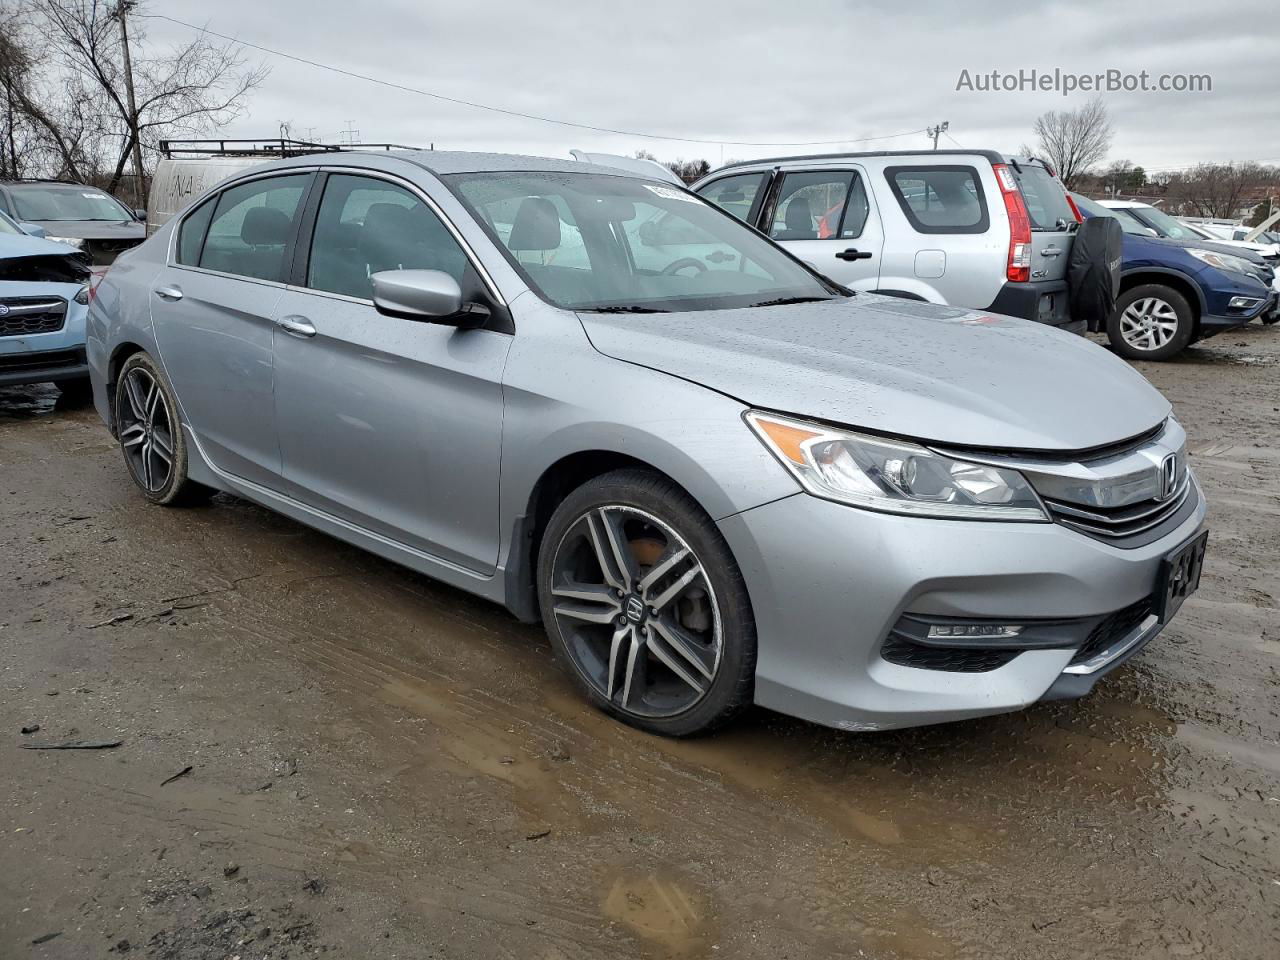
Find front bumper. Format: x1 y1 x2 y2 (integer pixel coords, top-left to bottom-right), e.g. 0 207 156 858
718 482 1206 732
0 282 89 386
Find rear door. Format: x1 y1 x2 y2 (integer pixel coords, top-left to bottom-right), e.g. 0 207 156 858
150 171 314 488
759 167 883 290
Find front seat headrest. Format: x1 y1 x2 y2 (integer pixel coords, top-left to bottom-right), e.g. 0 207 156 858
508 197 561 251
240 206 292 246
784 196 813 234
359 203 421 265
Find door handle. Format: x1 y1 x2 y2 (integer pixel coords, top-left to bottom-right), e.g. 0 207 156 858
1040 247 1063 258
154 284 183 301
276 315 317 338
835 248 873 261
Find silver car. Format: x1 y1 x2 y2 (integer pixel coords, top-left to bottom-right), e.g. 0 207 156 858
86 151 1208 736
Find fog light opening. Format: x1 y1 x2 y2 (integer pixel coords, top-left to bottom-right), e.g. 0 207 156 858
927 623 1024 640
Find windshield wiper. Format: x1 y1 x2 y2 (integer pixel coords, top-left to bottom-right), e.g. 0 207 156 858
580 305 670 314
748 296 833 308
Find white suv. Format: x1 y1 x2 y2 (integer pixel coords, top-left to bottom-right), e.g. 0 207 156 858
692 151 1089 332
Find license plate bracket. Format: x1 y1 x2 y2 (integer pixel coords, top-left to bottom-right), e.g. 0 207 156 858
1156 530 1208 623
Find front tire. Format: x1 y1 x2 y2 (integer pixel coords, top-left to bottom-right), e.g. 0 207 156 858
114 352 214 506
537 469 756 737
1106 284 1195 361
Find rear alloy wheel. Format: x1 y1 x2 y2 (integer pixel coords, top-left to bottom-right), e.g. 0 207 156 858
1106 284 1194 361
538 470 755 736
114 353 213 506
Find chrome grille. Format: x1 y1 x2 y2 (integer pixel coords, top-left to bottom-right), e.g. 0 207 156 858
0 298 67 336
1044 472 1192 539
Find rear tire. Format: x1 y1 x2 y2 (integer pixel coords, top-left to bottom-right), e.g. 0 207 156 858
114 352 214 506
1106 284 1194 361
537 469 756 737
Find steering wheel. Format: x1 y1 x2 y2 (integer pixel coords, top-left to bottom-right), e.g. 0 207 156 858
661 257 708 276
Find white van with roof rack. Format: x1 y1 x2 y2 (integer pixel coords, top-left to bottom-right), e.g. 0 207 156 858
691 150 1105 332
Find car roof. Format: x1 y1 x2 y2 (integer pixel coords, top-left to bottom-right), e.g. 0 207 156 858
711 148 1027 171
253 149 644 179
0 179 95 188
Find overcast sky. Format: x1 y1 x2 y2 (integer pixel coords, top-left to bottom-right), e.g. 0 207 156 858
141 0 1279 173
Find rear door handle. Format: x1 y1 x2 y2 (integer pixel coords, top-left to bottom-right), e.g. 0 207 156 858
1040 247 1063 258
276 315 316 338
154 284 183 301
835 248 873 261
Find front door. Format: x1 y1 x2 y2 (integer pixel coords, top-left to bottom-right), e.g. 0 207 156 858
150 172 313 487
271 172 510 574
764 168 884 291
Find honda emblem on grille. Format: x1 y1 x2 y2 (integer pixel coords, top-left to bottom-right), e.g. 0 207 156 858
1157 453 1178 501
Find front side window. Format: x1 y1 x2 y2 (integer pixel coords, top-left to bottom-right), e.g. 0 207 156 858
10 184 135 222
696 173 767 224
448 171 840 313
769 172 855 241
0 210 20 235
306 174 468 300
198 175 310 282
886 166 989 234
1128 204 1201 242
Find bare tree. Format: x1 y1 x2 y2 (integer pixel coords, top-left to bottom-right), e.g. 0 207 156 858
6 0 266 198
1029 96 1114 189
1164 162 1277 219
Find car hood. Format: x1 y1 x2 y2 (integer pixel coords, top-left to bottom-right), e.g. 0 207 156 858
0 232 86 260
24 219 145 242
1151 235 1266 265
578 295 1170 452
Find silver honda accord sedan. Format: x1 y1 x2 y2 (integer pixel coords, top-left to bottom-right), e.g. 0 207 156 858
86 151 1207 736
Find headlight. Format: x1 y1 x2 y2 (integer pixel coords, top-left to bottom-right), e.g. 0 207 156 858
1186 247 1257 276
74 285 90 305
745 411 1047 521
47 236 86 250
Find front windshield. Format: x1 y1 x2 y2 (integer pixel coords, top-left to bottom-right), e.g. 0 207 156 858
1072 194 1151 236
11 184 134 222
1129 204 1201 241
447 171 842 312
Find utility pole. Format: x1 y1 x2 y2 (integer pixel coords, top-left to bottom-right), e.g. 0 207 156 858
926 121 949 151
114 1 147 211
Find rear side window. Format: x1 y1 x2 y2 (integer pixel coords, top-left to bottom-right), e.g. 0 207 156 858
885 165 988 234
198 174 310 282
1010 164 1075 231
696 173 767 224
176 197 216 265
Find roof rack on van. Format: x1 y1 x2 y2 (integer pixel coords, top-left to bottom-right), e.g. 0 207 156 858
158 139 420 159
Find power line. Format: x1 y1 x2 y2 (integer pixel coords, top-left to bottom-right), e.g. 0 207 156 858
143 14 928 149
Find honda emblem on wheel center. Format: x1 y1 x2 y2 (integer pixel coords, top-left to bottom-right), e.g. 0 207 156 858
625 596 645 622
1158 453 1178 501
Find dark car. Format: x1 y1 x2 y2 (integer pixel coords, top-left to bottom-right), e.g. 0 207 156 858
0 180 145 267
1073 193 1277 360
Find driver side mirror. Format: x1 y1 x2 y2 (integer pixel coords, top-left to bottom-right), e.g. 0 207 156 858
1144 227 1158 237
134 208 147 221
371 269 484 327
19 222 47 238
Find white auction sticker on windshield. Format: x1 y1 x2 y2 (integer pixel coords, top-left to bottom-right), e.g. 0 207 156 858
82 193 109 200
642 183 698 203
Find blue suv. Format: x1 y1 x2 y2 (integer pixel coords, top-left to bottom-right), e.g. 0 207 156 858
1072 193 1277 360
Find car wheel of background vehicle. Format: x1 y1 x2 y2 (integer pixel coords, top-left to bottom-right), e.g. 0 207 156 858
1106 284 1194 361
114 352 214 506
56 376 93 406
537 469 756 737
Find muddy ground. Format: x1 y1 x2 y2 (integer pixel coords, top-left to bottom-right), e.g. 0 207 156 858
1 327 1278 960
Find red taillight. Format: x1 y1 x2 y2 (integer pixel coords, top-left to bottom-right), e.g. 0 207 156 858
1064 191 1084 223
993 163 1032 283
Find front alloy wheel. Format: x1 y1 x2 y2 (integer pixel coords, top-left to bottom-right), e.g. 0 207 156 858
118 365 176 493
1106 284 1194 361
538 470 755 736
1119 297 1179 352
